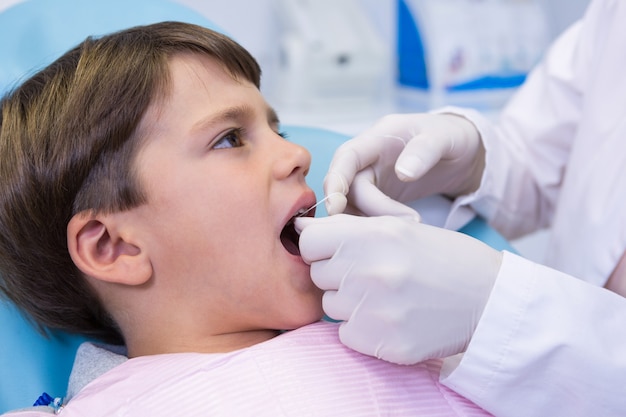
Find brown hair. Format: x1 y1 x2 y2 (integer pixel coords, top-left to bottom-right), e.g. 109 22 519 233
0 21 261 344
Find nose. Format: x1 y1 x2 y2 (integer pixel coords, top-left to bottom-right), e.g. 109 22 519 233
271 132 311 180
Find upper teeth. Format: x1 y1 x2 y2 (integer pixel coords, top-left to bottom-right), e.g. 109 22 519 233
294 208 307 217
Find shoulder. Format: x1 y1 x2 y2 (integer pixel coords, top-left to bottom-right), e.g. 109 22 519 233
66 342 128 401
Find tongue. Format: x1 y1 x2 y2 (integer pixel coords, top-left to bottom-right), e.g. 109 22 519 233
280 221 301 256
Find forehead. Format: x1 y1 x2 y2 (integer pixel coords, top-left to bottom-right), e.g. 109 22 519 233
155 52 244 110
169 52 237 89
136 52 263 138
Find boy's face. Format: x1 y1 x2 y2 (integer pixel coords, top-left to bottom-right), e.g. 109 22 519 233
129 53 323 340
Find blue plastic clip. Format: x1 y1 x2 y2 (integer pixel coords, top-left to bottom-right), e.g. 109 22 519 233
33 392 64 413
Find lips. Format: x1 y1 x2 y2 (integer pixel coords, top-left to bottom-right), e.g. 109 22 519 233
280 205 315 256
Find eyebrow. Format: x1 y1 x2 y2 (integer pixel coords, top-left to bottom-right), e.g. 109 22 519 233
190 104 280 135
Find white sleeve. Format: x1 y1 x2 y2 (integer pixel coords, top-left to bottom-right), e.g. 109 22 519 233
441 251 626 417
439 4 597 238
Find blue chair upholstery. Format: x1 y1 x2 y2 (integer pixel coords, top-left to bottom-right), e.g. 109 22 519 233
0 0 222 94
0 1 515 413
0 301 85 413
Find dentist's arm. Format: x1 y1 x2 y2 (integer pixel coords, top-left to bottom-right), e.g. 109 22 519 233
439 251 626 417
323 112 485 218
297 214 626 417
295 214 502 364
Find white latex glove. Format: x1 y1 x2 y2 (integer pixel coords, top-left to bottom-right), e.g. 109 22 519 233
324 113 485 217
295 214 502 365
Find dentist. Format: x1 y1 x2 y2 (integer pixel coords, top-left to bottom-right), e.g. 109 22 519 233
296 0 626 416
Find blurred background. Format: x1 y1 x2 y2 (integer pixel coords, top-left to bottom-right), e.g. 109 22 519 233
0 0 591 258
0 0 590 135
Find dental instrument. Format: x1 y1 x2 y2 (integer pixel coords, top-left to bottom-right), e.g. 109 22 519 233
296 193 343 218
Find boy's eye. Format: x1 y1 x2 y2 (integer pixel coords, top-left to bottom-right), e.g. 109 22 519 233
213 128 244 149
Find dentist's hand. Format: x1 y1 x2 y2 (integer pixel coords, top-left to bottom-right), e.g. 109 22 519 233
295 214 502 365
324 113 485 218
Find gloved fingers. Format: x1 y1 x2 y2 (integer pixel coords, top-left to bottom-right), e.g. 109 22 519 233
337 318 380 359
309 259 336 290
321 290 356 322
338 310 419 365
342 201 366 217
309 250 365 293
394 132 447 181
349 171 421 220
322 177 348 215
294 214 363 263
323 131 406 215
323 139 377 215
372 340 416 365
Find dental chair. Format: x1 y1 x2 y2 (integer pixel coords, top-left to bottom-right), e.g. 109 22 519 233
0 0 515 413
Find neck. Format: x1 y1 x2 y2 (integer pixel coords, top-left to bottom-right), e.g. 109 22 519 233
125 327 281 358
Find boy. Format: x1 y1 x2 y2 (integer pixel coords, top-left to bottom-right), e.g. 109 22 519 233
0 22 491 416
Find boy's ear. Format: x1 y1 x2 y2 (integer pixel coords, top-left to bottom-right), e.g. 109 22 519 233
67 211 152 286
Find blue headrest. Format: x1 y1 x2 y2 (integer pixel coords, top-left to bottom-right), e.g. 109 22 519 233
0 0 222 94
0 301 85 413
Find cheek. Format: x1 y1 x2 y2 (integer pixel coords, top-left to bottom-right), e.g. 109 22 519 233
278 263 324 313
279 279 325 327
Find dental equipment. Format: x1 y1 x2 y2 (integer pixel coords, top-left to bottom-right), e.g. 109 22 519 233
297 193 343 218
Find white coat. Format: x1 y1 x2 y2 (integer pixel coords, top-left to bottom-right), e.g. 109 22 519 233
440 0 626 415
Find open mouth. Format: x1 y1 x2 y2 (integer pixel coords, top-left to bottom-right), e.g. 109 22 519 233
280 207 315 256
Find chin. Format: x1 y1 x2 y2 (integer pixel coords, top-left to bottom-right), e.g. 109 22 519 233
281 305 324 331
304 304 325 325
